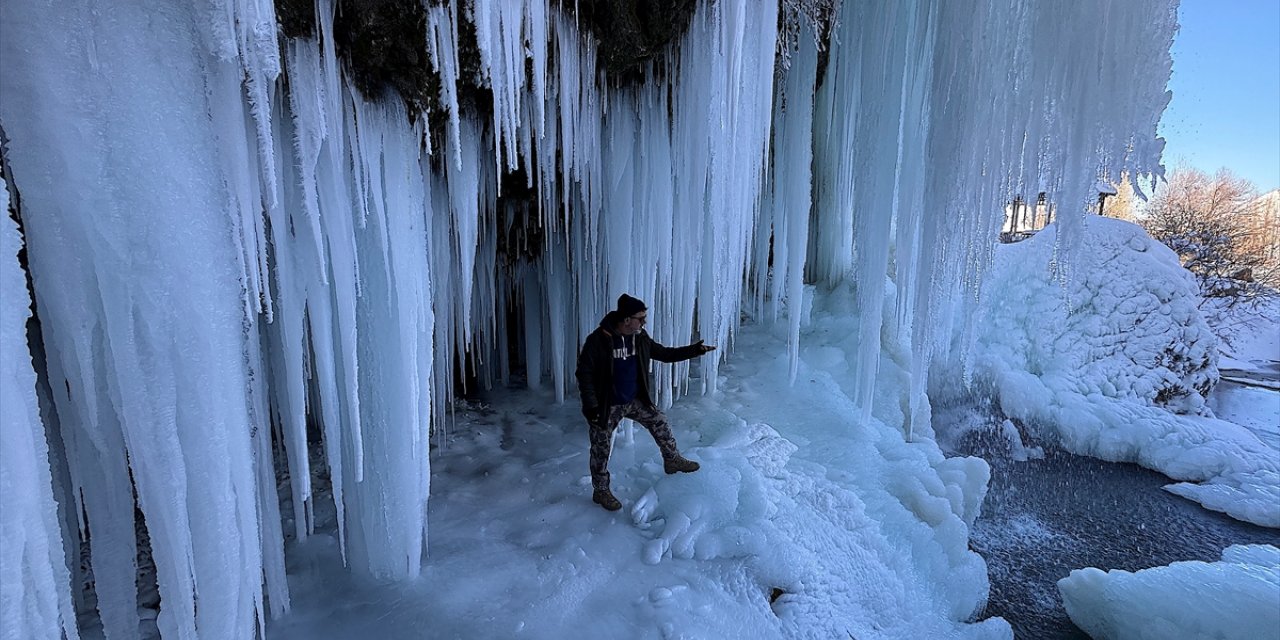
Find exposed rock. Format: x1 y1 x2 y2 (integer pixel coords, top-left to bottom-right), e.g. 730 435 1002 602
333 0 437 115
557 0 699 83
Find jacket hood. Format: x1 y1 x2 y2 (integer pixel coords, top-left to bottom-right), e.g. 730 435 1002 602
599 311 621 330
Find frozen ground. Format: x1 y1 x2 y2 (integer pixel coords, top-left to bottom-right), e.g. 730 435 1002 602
262 278 1280 639
1211 381 1280 452
1203 296 1280 375
267 297 1011 639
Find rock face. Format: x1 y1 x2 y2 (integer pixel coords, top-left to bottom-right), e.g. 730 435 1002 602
563 0 700 81
332 0 438 115
275 0 704 115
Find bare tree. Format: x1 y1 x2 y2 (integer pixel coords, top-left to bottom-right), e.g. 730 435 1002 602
1101 173 1139 222
1141 168 1278 306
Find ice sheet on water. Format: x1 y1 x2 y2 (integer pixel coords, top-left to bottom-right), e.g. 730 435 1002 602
1058 544 1280 640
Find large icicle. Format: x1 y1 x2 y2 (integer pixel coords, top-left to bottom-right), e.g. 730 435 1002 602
0 193 79 640
1 1 270 637
769 22 819 384
343 98 434 579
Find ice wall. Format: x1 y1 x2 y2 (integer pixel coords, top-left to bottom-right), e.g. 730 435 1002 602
0 2 278 637
0 0 1177 636
807 0 1177 434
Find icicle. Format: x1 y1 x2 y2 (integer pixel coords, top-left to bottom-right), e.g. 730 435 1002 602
522 263 544 389
469 0 528 175
1 1 269 636
426 2 464 170
771 23 818 384
0 195 79 640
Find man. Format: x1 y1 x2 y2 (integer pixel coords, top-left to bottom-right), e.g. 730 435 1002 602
575 294 716 511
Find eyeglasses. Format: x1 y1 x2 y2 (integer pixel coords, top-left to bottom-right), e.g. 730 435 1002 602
629 315 647 325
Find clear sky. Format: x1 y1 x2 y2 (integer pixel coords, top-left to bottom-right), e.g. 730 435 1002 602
1158 0 1280 193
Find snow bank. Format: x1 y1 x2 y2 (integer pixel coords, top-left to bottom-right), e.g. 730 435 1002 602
0 193 79 639
1201 296 1280 372
1058 545 1280 640
630 291 1014 639
973 217 1219 412
947 217 1279 527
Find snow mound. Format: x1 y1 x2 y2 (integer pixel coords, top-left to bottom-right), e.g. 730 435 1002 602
632 421 788 565
975 217 1218 413
952 218 1279 527
1058 545 1280 640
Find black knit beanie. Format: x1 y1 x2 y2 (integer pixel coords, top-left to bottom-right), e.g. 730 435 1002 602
616 294 647 317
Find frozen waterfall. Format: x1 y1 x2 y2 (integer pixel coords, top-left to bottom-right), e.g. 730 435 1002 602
0 0 1176 636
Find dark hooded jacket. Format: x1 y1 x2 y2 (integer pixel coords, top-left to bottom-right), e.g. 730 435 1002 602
576 312 703 422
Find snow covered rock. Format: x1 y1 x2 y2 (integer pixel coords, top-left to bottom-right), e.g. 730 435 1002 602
952 218 1279 527
975 217 1218 414
1058 545 1280 640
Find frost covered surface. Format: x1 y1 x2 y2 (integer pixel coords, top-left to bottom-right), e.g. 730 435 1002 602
271 297 1011 639
1204 291 1279 451
1058 544 1280 640
950 217 1280 527
0 193 79 640
0 0 1179 636
1211 383 1280 452
1202 295 1280 373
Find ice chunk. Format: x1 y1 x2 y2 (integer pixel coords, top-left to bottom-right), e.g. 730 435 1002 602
1059 545 1280 640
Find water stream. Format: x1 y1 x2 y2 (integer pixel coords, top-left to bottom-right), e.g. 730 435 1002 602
948 384 1280 639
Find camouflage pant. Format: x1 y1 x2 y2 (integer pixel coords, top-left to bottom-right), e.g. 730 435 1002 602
588 400 679 491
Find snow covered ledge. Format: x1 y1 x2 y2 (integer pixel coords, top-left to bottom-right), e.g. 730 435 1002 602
946 217 1280 527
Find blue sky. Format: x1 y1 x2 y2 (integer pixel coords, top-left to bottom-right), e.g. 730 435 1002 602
1158 0 1280 192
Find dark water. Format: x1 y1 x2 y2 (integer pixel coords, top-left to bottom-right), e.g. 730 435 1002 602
965 447 1280 639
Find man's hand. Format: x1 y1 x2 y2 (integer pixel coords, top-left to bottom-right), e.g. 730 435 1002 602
693 340 717 354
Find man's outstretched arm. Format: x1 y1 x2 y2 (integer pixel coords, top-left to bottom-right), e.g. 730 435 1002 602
648 333 716 363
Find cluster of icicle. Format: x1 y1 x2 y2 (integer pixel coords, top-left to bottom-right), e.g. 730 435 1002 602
0 0 1175 637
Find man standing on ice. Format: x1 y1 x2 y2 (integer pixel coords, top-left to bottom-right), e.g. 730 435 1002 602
576 294 716 511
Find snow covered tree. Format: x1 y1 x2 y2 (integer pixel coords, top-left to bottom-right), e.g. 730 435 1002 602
1141 168 1278 305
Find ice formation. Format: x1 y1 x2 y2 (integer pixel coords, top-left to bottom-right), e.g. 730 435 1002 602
1 191 79 640
948 217 1279 527
0 0 1177 635
1058 545 1280 640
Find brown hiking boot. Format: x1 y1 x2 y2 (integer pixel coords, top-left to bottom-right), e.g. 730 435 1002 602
592 488 622 511
664 455 700 474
